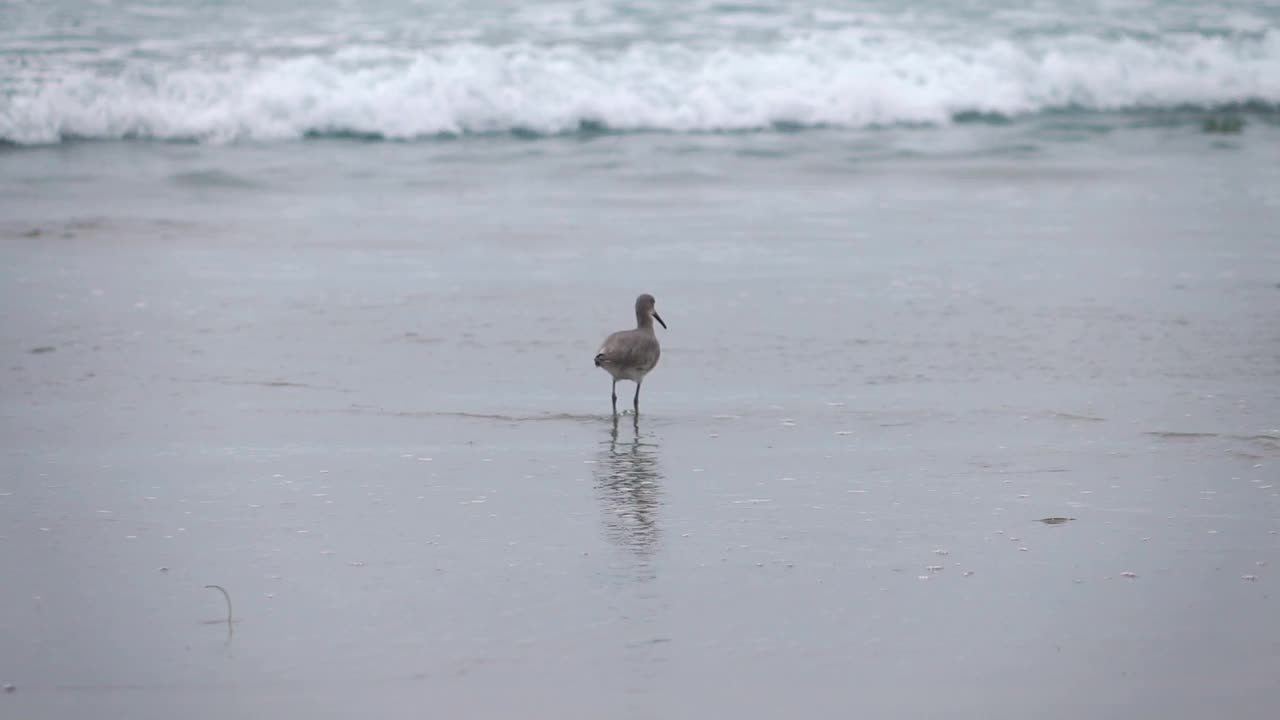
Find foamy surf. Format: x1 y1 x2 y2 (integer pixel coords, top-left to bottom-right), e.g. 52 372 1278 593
2 28 1278 144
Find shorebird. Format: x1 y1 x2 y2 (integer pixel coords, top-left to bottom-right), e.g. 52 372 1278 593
594 293 666 416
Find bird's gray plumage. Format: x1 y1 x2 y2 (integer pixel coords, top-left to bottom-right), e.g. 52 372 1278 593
594 293 665 415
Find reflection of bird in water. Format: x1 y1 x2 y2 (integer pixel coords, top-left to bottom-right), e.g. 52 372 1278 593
593 417 668 710
594 416 663 560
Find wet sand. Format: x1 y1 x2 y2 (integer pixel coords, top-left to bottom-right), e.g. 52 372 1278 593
2 139 1279 719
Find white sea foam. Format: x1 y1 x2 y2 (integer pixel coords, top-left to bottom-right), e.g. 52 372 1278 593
2 28 1277 144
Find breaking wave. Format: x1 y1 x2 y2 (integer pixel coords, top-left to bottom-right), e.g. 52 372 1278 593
2 28 1277 144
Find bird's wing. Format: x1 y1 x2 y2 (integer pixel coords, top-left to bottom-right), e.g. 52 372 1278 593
594 331 627 364
596 330 658 368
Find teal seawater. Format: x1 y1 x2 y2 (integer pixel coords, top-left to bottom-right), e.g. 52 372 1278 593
1 0 1277 144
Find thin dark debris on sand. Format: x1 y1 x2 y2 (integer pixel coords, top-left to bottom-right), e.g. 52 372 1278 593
204 584 234 624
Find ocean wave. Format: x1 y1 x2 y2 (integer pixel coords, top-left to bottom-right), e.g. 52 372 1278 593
2 29 1278 144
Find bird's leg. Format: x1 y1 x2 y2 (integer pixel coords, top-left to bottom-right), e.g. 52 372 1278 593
633 379 642 415
611 380 618 416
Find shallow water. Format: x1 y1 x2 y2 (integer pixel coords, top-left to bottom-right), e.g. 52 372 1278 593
3 130 1280 718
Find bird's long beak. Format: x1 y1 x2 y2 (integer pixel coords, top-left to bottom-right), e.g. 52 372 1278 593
653 311 667 329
